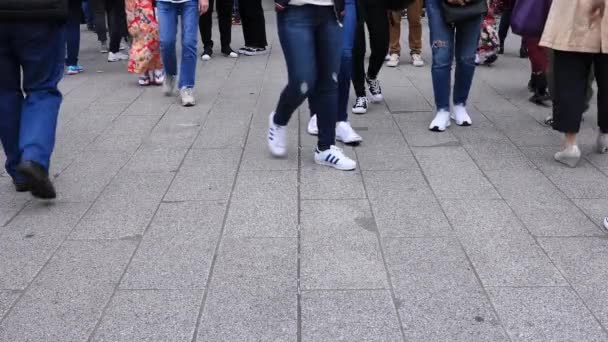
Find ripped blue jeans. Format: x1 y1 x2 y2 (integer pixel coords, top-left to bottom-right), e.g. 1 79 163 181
426 0 482 111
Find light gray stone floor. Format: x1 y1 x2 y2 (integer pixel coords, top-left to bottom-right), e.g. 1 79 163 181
1 4 608 341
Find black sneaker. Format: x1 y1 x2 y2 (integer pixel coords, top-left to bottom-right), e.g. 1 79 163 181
241 47 267 56
352 96 368 114
201 46 213 61
13 181 30 192
16 161 56 199
366 77 383 103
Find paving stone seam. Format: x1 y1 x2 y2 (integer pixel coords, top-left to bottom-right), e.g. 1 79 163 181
190 49 271 342
388 109 514 341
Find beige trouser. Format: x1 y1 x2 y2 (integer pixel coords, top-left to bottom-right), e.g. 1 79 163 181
388 0 423 56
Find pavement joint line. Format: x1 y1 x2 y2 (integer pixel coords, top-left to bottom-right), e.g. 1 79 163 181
296 106 303 342
190 47 271 342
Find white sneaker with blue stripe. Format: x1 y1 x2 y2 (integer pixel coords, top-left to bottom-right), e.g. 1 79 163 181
314 145 356 171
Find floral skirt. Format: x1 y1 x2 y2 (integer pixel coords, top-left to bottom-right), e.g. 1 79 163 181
478 13 500 63
126 0 163 74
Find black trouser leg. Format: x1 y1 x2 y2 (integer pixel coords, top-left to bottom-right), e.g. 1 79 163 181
498 8 511 45
352 21 367 97
217 0 233 49
240 0 266 47
553 50 593 134
91 0 108 42
199 0 215 48
595 54 608 133
365 2 389 79
107 0 125 53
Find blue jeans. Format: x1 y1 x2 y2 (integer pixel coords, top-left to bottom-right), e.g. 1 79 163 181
310 0 356 123
66 7 81 66
426 0 482 111
275 5 343 150
82 0 95 25
0 22 65 181
157 0 199 89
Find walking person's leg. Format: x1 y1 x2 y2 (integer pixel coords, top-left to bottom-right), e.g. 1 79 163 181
157 1 179 95
387 11 402 67
351 19 368 113
427 0 455 131
365 0 389 103
217 0 235 55
91 0 109 50
238 0 266 54
178 0 200 106
106 0 125 58
526 37 550 105
498 7 511 53
199 0 214 59
594 53 608 153
452 14 482 126
66 3 82 73
408 0 424 66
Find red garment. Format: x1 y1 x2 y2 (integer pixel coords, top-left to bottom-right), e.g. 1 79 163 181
525 37 548 73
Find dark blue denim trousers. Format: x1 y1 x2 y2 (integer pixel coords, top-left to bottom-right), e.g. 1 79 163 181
0 22 65 182
310 0 357 123
426 0 482 111
274 5 343 150
66 6 81 66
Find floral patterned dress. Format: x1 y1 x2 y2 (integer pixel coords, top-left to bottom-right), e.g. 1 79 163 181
477 2 500 65
126 0 163 74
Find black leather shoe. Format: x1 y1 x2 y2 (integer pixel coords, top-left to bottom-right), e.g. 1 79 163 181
16 161 56 199
13 181 30 192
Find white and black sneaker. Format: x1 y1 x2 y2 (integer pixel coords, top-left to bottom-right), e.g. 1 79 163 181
352 97 368 114
429 110 451 132
367 77 383 103
268 112 287 157
307 115 319 136
336 121 362 145
240 47 267 56
314 145 357 171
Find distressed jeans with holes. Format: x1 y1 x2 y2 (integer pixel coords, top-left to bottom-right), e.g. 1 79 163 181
426 0 482 111
274 5 343 150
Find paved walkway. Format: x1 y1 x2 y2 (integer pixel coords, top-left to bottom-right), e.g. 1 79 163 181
1 5 608 342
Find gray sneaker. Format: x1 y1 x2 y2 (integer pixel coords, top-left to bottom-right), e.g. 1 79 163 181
100 41 109 53
180 88 195 107
163 75 176 96
597 132 608 154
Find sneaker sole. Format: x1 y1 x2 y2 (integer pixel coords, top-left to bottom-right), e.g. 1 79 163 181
429 121 451 132
352 108 367 115
369 96 383 103
554 154 581 168
182 102 196 107
386 62 399 68
336 136 362 145
307 129 318 136
314 159 356 171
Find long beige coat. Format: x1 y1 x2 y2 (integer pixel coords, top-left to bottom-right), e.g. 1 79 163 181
540 0 608 53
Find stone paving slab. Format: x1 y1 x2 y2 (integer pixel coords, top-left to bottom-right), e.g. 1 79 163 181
1 4 608 341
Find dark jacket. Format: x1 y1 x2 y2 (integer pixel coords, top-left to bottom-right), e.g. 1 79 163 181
274 0 346 23
0 0 69 20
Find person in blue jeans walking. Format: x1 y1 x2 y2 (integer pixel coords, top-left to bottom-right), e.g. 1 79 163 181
157 0 209 107
306 0 362 146
0 0 68 199
268 0 357 171
427 0 483 132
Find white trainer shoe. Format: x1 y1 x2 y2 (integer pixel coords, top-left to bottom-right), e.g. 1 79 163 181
603 216 608 232
412 54 425 67
108 51 128 62
336 121 362 144
429 110 451 132
554 145 581 168
268 112 287 157
386 53 400 67
308 115 318 136
314 145 357 171
451 105 472 126
180 88 196 107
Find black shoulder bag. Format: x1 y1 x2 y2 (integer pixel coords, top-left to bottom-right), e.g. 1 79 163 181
441 0 488 24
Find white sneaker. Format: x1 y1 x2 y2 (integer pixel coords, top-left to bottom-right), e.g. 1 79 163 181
603 216 608 232
597 132 608 154
336 121 362 144
268 112 287 157
120 41 129 51
385 54 391 61
314 145 357 171
153 69 165 85
386 53 400 67
201 53 212 61
352 96 368 114
451 105 472 126
307 115 318 136
367 78 384 103
180 88 196 107
429 110 451 132
107 51 128 62
554 145 581 168
412 54 425 67
163 75 176 96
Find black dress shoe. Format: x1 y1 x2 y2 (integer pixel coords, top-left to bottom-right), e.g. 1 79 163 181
13 181 30 193
16 161 56 199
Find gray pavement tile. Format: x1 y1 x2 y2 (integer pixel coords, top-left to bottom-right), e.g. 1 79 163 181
225 199 297 238
384 86 432 113
193 113 252 149
301 290 403 342
370 197 452 237
124 148 187 173
487 287 608 342
92 290 202 342
0 202 90 289
233 170 297 202
164 149 241 201
300 167 366 200
142 120 202 150
539 237 608 327
0 291 19 319
121 99 172 117
395 115 460 147
488 115 561 147
0 240 137 342
70 172 173 240
355 140 419 171
197 238 297 342
363 170 435 201
54 151 131 202
413 147 501 199
86 132 146 154
442 200 566 287
485 168 564 201
573 199 608 229
300 199 387 289
384 238 508 342
100 114 160 136
463 142 533 171
120 201 225 290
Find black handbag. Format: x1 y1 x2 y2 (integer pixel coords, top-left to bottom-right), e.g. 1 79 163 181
441 0 488 24
0 0 69 20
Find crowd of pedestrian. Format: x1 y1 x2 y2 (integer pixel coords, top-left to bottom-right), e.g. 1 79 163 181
0 0 606 231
